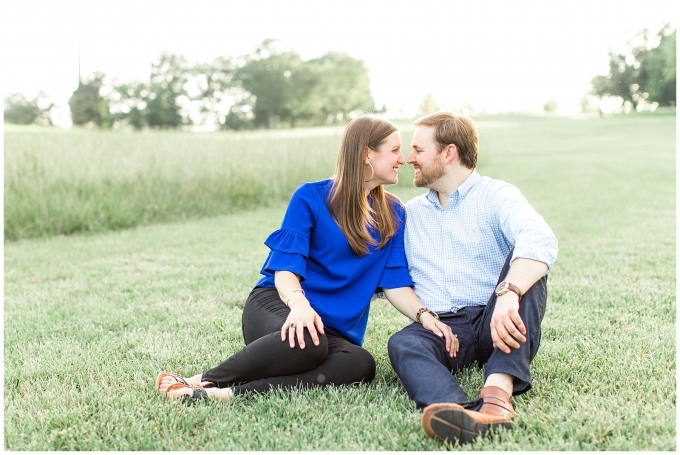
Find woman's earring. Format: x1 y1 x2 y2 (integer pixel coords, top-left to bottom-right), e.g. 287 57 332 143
365 162 374 182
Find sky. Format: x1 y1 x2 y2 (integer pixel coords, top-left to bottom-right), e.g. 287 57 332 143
1 0 677 127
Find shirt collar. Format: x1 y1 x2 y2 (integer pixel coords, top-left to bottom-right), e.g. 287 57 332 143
426 170 480 206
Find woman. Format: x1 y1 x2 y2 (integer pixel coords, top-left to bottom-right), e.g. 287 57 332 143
157 116 458 401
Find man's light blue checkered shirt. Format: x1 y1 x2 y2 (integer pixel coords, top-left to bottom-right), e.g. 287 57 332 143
405 171 558 314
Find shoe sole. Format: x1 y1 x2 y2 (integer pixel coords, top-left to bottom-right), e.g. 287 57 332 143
424 408 513 445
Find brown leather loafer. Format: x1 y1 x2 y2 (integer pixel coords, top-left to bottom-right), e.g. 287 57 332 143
421 402 513 445
479 386 515 419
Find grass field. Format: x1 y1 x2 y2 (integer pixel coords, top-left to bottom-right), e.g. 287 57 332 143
4 126 344 241
4 114 676 450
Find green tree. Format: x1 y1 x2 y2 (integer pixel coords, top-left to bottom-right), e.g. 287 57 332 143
235 39 302 129
106 53 234 130
106 81 147 130
189 56 238 129
643 28 676 106
223 99 256 130
308 51 375 124
543 99 558 113
222 40 377 129
4 92 53 125
69 72 107 126
82 41 377 131
592 24 676 109
145 52 188 128
287 61 323 127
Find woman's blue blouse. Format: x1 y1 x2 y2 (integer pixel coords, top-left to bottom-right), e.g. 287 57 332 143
255 179 413 346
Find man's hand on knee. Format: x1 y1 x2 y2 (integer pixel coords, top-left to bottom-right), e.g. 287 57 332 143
490 293 526 354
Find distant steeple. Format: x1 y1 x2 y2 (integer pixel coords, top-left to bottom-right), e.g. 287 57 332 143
78 40 82 85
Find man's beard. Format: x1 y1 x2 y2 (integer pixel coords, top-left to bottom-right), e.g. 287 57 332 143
413 160 445 188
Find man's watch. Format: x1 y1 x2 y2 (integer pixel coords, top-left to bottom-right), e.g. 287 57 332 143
415 307 439 324
495 281 522 301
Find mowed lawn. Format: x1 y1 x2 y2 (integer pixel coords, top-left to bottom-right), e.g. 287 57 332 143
4 114 675 450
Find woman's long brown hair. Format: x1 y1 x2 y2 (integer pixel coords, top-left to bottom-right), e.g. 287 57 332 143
329 116 402 256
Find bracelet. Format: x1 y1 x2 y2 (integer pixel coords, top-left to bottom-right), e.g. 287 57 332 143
415 307 439 324
284 288 305 306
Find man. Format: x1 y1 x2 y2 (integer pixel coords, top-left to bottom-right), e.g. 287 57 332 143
388 112 558 445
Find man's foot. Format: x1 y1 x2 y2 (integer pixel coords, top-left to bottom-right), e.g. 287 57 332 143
479 385 515 419
421 402 513 445
421 388 515 445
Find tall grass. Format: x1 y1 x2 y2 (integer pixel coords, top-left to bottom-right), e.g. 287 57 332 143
4 120 500 241
4 127 354 240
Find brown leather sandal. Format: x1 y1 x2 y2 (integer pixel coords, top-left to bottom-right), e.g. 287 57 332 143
155 371 191 391
165 382 215 401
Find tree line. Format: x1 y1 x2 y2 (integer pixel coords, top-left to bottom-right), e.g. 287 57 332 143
4 26 676 128
5 39 378 130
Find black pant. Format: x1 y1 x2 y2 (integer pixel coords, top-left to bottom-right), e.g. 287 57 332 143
201 287 376 395
388 250 547 410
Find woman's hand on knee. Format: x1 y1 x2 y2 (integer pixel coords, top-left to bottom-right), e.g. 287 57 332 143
281 302 325 349
422 316 459 358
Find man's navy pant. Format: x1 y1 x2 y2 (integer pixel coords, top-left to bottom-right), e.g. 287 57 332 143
388 251 548 410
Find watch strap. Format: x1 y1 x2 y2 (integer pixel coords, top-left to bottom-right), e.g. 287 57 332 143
506 282 522 300
497 281 522 301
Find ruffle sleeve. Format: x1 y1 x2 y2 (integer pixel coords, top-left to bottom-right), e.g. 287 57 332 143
377 202 413 289
261 229 310 279
259 182 321 281
378 244 414 289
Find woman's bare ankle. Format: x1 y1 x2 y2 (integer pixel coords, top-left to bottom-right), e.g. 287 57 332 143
208 387 234 401
187 374 203 386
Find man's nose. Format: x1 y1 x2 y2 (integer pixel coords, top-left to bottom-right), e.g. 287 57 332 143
406 151 416 164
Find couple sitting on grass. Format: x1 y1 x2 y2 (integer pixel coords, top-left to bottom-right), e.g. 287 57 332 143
156 112 558 446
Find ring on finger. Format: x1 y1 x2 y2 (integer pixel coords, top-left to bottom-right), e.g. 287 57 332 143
290 322 295 329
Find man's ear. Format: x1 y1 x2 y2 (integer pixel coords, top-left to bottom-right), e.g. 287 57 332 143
442 144 458 165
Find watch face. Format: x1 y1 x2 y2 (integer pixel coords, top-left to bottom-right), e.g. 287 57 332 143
495 281 507 294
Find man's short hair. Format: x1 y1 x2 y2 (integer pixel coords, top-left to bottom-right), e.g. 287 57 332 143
414 112 478 169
